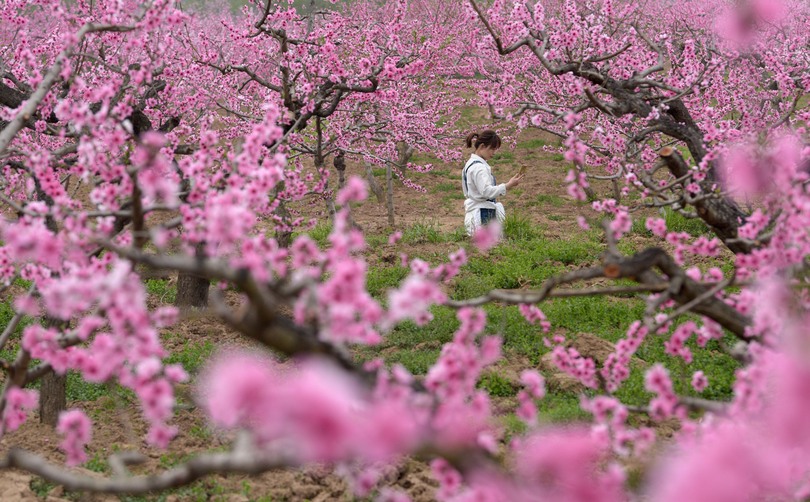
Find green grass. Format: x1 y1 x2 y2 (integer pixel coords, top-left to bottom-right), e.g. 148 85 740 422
85 452 109 474
492 151 515 163
632 207 710 238
433 181 458 193
146 279 177 304
303 220 332 247
354 208 740 424
67 372 110 402
30 478 57 498
539 238 601 265
451 234 601 298
478 372 518 397
119 478 225 502
165 339 216 375
551 153 565 162
663 208 709 236
442 192 465 202
534 193 566 207
367 266 409 298
401 221 445 244
539 391 593 422
517 138 548 149
400 221 466 245
503 212 540 241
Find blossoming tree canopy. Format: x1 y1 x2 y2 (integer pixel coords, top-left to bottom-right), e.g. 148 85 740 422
466 0 809 248
0 0 810 500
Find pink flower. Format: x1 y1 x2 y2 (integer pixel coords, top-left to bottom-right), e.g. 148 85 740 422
57 410 92 466
646 217 667 237
3 387 38 433
516 390 538 425
692 371 708 392
515 428 624 502
147 423 178 449
519 304 551 332
472 221 502 252
388 231 403 245
200 351 276 429
645 364 674 395
336 177 368 205
520 370 546 399
387 274 447 327
431 458 463 501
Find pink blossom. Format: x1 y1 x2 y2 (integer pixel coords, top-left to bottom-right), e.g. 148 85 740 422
2 387 38 433
520 370 546 399
646 217 667 237
388 231 403 245
201 352 422 463
432 458 463 501
519 304 551 332
57 410 92 466
387 274 446 327
516 390 538 425
147 423 178 449
515 428 624 502
691 371 708 392
472 221 502 252
336 177 368 205
651 422 792 502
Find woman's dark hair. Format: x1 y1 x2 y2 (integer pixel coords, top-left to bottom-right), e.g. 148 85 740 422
465 129 502 150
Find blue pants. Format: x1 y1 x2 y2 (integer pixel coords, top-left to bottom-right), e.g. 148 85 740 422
480 208 496 225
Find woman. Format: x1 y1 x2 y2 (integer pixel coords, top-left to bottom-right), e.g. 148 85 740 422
462 130 522 235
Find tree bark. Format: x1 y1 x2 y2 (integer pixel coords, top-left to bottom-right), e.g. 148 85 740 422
274 199 293 248
386 162 395 227
658 147 751 254
39 203 66 425
174 243 209 309
387 142 414 228
364 160 385 203
315 117 337 219
39 371 66 426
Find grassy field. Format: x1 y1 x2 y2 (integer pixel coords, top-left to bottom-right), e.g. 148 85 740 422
353 211 740 431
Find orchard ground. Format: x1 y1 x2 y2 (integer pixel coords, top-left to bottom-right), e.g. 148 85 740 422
0 118 739 501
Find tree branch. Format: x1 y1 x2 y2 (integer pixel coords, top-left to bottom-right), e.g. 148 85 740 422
0 446 292 494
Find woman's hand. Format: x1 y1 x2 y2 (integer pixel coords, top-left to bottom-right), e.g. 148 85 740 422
506 173 523 189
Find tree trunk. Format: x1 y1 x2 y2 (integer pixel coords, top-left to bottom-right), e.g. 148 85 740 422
612 178 622 204
386 142 414 228
274 199 293 248
39 207 66 425
40 371 66 426
386 162 395 227
337 166 346 190
658 147 751 253
175 243 209 309
315 117 337 219
365 160 385 203
320 155 337 218
577 164 597 202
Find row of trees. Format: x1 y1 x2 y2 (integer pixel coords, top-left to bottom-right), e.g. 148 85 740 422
0 0 809 499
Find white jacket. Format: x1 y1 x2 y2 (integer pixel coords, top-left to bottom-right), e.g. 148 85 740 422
462 154 507 234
